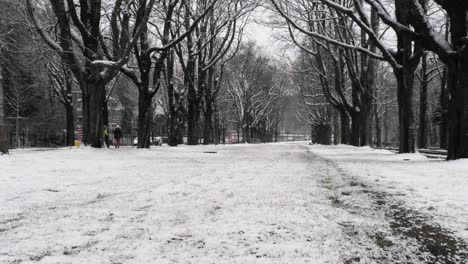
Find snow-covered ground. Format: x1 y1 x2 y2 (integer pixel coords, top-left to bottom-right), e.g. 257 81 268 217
310 145 468 241
0 143 467 263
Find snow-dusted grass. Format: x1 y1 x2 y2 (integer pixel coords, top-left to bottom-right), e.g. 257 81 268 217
0 143 357 263
309 144 468 241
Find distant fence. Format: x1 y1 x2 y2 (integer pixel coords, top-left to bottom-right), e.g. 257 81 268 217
8 131 136 149
9 131 67 148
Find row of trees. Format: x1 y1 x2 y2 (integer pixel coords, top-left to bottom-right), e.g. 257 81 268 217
270 0 468 160
0 0 290 152
3 0 464 161
21 0 260 148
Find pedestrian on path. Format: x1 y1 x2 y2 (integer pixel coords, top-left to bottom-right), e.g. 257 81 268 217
113 125 123 148
103 125 110 148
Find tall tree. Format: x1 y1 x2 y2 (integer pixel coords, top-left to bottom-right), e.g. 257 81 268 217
225 43 283 143
26 0 156 147
270 0 422 153
45 57 75 146
122 0 218 148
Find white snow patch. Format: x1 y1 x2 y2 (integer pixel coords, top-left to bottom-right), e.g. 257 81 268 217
309 144 468 241
0 144 353 263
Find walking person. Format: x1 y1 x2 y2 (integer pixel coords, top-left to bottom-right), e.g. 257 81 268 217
113 125 123 148
103 125 110 148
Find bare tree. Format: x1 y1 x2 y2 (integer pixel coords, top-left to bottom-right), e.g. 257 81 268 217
44 56 76 146
225 43 283 143
26 0 156 147
270 0 424 153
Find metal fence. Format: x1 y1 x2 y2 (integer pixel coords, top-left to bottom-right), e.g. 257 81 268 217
9 131 67 148
8 131 137 149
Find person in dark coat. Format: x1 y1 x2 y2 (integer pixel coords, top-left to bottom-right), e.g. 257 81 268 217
113 125 123 148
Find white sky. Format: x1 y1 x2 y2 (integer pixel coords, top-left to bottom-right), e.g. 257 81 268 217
243 7 290 58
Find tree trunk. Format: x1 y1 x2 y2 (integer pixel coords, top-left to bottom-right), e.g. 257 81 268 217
243 125 250 143
137 91 152 148
446 53 468 159
102 97 109 128
65 103 74 146
359 105 371 146
350 111 360 146
359 8 378 147
177 119 184 145
316 124 332 145
418 52 429 149
333 110 339 145
213 105 220 145
88 80 106 148
203 96 213 145
339 110 350 144
374 105 382 148
395 67 416 153
167 94 178 147
384 98 389 147
394 1 421 153
186 55 198 145
0 70 8 154
439 67 448 149
81 86 90 145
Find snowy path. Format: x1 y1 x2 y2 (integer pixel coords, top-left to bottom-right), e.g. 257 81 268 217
0 143 467 263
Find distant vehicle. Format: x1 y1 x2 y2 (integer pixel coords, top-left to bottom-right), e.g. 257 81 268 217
133 136 162 146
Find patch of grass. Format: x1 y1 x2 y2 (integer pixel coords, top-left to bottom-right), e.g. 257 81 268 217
371 232 394 249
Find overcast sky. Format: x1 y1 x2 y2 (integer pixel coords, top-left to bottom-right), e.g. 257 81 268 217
243 6 289 58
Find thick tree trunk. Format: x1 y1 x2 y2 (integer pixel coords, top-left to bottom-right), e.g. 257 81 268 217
333 110 339 145
394 1 421 153
242 125 250 143
316 124 332 145
395 68 416 153
418 53 429 149
177 119 184 145
339 110 350 144
102 98 109 128
88 80 106 148
165 51 178 147
446 55 468 159
359 105 371 146
444 7 468 159
186 57 198 145
203 99 213 145
137 91 152 148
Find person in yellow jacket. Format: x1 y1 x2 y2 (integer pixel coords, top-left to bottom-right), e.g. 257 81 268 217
103 125 110 148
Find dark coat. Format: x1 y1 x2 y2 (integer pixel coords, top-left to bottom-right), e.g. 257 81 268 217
113 127 123 139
